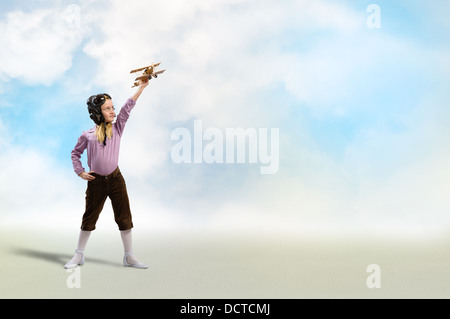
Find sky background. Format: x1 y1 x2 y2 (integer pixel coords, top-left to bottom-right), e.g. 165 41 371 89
1 0 449 238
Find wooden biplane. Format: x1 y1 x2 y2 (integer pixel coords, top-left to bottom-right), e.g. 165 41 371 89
130 62 166 87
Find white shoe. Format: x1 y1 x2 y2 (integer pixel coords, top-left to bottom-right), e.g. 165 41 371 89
123 251 148 269
64 250 85 269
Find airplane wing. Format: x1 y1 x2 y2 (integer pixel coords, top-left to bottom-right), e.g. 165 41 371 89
130 62 161 74
130 66 147 74
134 74 150 81
134 69 166 81
154 69 166 75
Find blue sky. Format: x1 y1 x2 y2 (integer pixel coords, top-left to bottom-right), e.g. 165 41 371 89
1 0 449 236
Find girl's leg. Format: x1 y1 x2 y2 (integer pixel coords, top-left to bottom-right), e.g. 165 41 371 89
64 230 91 269
120 229 148 269
76 230 91 252
120 229 133 252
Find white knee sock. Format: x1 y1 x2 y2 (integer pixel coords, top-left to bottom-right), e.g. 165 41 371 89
120 229 132 252
120 229 141 264
76 230 91 253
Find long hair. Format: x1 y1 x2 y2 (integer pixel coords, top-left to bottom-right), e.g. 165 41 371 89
94 94 113 144
95 122 113 144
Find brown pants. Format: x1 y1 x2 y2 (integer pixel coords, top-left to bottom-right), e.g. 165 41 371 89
81 167 133 231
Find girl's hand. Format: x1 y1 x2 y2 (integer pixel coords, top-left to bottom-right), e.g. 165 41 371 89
139 78 149 88
79 171 96 181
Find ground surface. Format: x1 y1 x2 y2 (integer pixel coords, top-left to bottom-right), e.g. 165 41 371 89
1 227 450 299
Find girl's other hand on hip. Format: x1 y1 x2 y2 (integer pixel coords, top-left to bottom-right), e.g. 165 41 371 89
79 171 96 181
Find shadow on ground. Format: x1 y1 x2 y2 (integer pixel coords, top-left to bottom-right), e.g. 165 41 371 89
12 247 121 268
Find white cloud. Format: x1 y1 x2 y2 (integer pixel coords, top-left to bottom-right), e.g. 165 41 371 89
81 0 363 119
0 5 87 85
0 117 84 229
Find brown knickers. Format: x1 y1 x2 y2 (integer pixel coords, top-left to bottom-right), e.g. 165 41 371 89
80 167 133 231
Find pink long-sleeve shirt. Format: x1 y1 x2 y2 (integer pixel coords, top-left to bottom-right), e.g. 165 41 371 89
71 97 136 176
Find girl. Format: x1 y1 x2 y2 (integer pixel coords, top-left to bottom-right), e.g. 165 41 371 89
65 79 149 269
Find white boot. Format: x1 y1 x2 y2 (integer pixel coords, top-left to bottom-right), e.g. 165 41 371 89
64 249 85 269
123 251 148 269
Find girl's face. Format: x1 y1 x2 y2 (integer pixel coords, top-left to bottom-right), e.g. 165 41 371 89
101 100 116 123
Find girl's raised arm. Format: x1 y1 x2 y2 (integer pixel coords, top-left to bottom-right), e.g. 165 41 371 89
131 78 149 102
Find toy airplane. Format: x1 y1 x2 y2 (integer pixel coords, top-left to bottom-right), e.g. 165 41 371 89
130 62 166 87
